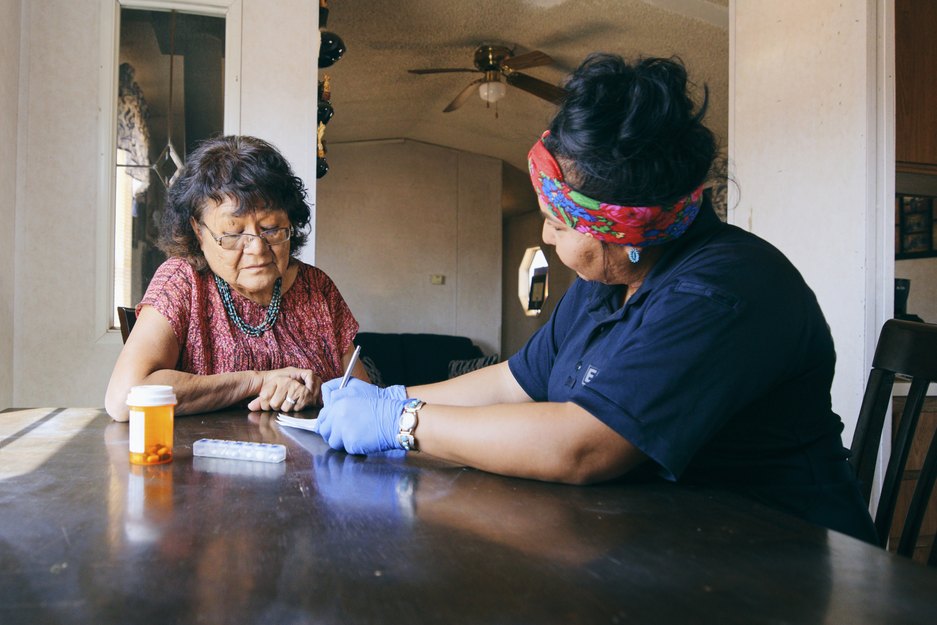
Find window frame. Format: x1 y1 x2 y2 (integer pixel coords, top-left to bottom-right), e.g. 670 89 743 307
95 0 242 341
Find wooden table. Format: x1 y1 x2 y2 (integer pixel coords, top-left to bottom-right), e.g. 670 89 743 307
2 407 936 624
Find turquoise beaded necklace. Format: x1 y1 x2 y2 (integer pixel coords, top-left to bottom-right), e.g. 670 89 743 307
213 274 282 337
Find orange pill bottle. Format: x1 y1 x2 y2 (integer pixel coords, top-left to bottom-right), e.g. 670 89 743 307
127 385 177 465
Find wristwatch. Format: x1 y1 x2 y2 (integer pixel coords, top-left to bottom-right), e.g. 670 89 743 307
398 398 424 452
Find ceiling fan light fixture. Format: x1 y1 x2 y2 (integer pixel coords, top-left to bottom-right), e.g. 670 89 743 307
478 80 507 104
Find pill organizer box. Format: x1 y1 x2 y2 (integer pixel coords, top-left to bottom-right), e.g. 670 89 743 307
192 438 286 463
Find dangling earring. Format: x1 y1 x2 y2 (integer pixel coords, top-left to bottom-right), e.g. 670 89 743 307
628 247 640 264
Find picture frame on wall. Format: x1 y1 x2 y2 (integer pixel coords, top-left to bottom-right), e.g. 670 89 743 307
895 194 937 259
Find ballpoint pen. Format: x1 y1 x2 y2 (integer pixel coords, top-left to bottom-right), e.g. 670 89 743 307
339 345 361 389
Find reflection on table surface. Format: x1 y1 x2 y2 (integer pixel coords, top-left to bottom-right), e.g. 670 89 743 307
1 407 936 625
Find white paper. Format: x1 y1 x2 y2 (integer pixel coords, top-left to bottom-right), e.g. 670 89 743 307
276 414 318 433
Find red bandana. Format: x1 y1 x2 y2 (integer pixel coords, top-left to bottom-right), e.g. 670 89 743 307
528 132 703 247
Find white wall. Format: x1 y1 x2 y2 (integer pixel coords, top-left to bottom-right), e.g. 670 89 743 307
11 0 318 408
0 0 20 409
16 0 109 409
239 0 318 263
730 1 892 441
315 139 502 356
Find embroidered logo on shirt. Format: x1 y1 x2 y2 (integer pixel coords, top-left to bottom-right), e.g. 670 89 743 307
583 366 599 385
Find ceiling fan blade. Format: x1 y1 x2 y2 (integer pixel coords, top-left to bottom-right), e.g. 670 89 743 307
501 50 553 71
443 77 486 112
505 72 566 105
408 68 478 75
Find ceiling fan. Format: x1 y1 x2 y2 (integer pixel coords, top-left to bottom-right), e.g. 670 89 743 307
408 45 566 112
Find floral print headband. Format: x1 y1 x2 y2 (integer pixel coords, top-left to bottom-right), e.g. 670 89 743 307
528 131 704 255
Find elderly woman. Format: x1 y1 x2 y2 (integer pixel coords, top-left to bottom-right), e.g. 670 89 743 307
315 55 877 543
105 135 366 422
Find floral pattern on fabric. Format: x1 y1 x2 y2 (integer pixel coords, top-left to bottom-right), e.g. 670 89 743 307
139 257 359 380
528 131 703 247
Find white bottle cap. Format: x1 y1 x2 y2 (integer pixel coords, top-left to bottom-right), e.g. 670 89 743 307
126 385 177 407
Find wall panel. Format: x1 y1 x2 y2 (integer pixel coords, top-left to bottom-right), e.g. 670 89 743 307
316 140 502 355
0 0 21 408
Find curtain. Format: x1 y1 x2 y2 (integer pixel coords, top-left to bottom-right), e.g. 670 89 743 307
117 62 151 191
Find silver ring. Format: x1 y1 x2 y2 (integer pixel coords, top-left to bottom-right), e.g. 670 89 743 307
283 396 296 406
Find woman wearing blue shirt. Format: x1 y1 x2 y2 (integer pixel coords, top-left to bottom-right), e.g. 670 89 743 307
317 54 876 542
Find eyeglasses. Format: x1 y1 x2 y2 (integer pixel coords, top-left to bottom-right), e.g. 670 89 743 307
200 222 293 251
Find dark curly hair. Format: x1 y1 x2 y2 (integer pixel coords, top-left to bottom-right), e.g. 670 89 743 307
545 54 717 206
159 135 311 271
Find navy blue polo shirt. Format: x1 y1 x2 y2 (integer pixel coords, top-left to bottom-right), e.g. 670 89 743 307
509 202 876 542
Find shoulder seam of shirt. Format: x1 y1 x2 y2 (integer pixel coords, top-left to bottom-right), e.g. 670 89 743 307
671 280 741 310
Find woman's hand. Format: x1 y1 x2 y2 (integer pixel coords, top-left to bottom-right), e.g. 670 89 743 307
247 367 322 412
316 392 407 455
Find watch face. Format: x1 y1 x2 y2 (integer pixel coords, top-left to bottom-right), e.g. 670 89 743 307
399 412 417 430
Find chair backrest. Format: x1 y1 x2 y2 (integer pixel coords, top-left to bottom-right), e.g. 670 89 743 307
117 307 137 344
850 318 937 562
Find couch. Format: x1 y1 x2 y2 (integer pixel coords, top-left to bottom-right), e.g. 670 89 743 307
353 332 498 387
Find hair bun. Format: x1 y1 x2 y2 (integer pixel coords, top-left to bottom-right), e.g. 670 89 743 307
548 54 716 206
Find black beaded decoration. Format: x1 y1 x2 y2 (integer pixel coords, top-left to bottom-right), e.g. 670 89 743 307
214 274 282 337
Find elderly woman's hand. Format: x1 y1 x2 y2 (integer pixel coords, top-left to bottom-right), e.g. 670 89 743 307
247 367 322 412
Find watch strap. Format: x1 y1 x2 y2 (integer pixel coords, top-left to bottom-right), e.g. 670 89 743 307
398 399 424 451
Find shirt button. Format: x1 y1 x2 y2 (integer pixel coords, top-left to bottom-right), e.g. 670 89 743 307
576 362 582 370
565 376 574 386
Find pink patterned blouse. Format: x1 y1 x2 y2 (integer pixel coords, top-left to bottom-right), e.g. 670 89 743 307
139 257 359 380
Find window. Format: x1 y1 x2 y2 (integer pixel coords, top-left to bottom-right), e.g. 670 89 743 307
110 6 226 328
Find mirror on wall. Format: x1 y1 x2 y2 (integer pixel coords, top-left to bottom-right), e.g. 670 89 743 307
113 8 225 325
518 247 549 317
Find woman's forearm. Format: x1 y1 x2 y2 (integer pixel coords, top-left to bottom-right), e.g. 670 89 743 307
107 369 259 421
408 361 530 406
416 401 645 484
142 369 259 416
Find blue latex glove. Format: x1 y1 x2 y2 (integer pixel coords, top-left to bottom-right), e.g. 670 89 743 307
321 377 406 406
316 394 407 455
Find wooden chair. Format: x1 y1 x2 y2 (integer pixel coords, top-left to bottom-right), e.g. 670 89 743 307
850 318 937 564
117 306 137 344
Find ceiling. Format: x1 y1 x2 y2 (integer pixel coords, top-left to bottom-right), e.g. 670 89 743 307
321 0 730 183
